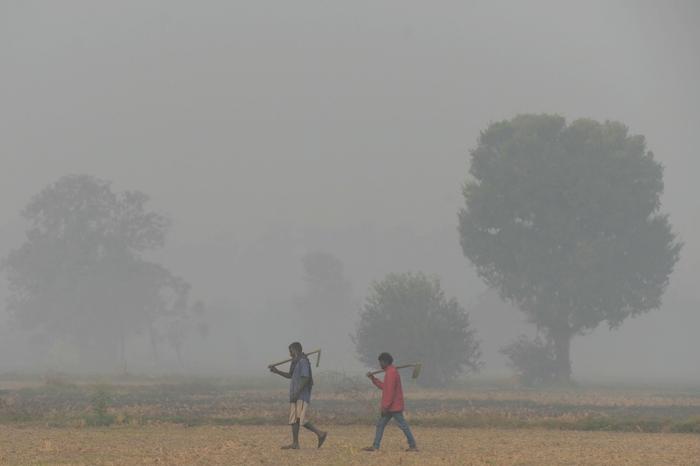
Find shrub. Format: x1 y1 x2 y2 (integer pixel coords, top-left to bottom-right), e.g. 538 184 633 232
500 335 558 386
85 385 116 426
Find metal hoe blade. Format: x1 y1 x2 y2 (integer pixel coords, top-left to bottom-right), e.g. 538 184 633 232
411 363 422 379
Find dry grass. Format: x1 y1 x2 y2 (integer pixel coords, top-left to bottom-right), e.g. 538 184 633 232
2 377 700 433
0 424 698 465
400 387 700 408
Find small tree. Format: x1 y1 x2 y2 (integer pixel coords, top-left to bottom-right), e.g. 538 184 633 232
459 115 681 381
354 272 481 386
294 252 356 361
162 300 208 368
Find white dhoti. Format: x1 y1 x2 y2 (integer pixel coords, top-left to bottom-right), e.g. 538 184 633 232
288 400 309 425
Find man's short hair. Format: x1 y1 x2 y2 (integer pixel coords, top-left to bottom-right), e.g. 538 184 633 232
378 352 393 365
289 342 303 353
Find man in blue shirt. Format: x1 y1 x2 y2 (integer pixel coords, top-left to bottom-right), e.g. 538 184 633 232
269 342 328 449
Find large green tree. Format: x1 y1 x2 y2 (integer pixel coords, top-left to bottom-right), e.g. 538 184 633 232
458 114 681 380
3 174 196 370
354 272 481 386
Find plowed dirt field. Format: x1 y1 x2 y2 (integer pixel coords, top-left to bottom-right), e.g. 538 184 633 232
0 424 698 465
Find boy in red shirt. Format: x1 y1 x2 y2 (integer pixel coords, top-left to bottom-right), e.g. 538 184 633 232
362 352 418 452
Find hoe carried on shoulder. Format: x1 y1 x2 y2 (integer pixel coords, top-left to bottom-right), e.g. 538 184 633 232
369 363 422 380
267 349 322 369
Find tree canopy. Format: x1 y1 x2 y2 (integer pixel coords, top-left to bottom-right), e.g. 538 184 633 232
458 114 681 380
3 174 197 370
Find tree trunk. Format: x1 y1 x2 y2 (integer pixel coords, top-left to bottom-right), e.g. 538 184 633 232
119 325 127 375
551 329 572 382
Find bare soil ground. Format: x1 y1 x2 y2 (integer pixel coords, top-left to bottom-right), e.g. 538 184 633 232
0 424 698 465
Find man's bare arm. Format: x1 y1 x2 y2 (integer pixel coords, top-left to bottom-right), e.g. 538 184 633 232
269 366 292 379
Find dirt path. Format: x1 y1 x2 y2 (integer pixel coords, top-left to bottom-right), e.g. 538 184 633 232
0 424 698 465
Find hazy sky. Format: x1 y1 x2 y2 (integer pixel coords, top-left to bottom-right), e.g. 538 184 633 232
1 1 698 377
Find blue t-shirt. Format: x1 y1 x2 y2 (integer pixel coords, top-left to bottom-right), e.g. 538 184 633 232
290 356 312 403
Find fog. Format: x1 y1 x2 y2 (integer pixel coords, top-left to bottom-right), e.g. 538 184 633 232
1 1 698 380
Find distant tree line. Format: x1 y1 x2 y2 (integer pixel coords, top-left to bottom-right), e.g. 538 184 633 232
2 114 680 386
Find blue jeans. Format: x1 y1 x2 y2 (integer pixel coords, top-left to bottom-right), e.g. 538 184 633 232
373 411 416 449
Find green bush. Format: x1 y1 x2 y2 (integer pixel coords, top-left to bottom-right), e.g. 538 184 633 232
85 385 116 427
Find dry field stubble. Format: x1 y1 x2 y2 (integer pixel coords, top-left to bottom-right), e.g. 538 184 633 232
0 424 698 465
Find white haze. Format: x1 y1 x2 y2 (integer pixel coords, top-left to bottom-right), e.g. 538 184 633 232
0 0 698 380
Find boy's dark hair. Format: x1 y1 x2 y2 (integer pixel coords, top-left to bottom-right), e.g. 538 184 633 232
289 342 303 353
378 352 393 365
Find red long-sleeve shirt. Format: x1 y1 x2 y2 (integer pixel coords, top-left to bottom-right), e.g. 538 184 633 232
371 364 405 412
